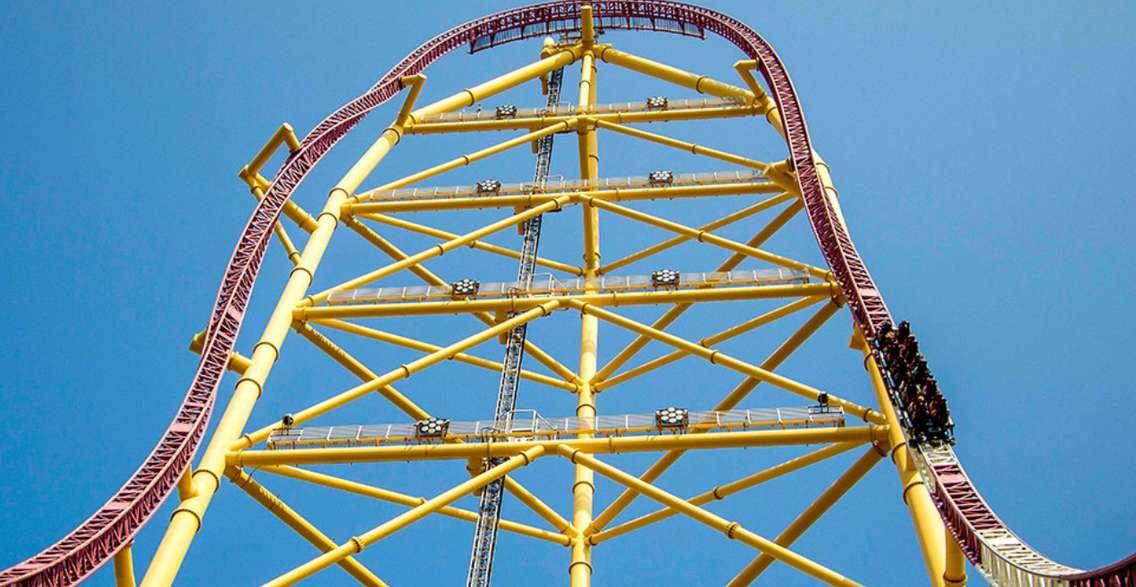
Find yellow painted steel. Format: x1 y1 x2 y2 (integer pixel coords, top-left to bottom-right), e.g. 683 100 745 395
311 196 572 304
557 447 863 587
354 119 577 200
587 299 841 533
406 103 765 134
728 447 885 585
256 465 570 545
859 336 950 587
335 214 581 384
502 477 574 535
589 441 863 544
140 16 973 584
595 295 828 391
298 283 835 319
263 446 546 586
344 180 781 213
593 119 769 172
310 318 576 391
572 19 599 583
359 212 582 274
567 300 882 424
598 192 794 274
733 60 784 136
595 199 803 381
143 49 580 584
225 467 386 586
237 302 559 449
291 321 432 420
237 123 301 187
113 544 135 587
231 427 878 467
944 531 968 586
583 196 830 280
597 46 761 106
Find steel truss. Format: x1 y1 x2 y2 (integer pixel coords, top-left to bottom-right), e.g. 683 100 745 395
3 2 1132 587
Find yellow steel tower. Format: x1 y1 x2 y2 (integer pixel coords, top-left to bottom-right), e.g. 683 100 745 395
4 2 1134 587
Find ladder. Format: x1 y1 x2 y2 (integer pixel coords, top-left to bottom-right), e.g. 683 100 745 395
465 66 564 587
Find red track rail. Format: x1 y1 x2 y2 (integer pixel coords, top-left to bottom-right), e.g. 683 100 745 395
2 2 1131 585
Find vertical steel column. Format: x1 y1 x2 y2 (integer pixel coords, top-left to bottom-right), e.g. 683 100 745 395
143 47 579 585
859 340 949 587
114 544 135 587
571 6 598 586
142 120 407 586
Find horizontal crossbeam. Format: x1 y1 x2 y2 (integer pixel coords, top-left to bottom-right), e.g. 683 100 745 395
230 427 880 466
298 283 835 319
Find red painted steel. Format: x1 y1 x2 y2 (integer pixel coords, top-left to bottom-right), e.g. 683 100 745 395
1 2 1130 585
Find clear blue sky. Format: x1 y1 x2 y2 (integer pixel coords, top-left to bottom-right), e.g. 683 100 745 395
1 1 1133 585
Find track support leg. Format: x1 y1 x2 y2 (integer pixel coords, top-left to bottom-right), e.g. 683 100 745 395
571 12 599 583
114 543 135 587
858 334 950 586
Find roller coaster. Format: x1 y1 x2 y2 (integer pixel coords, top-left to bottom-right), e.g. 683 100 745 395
2 1 1132 585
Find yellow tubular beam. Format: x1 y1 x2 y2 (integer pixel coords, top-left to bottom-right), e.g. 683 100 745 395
299 283 835 319
944 533 968 587
406 44 582 122
733 60 784 137
145 49 588 586
502 477 573 534
558 447 862 587
263 447 545 587
270 222 303 266
594 119 769 172
587 298 839 534
407 104 764 134
232 427 877 467
355 119 577 200
311 319 575 391
348 180 780 213
584 196 829 280
727 448 884 585
238 123 301 184
292 322 431 420
595 199 803 380
246 178 321 234
188 331 251 375
238 301 558 448
596 295 826 391
264 323 569 532
256 465 569 545
335 214 580 385
861 341 948 586
572 27 600 585
225 467 386 586
589 441 862 544
142 80 426 586
596 46 760 106
340 215 451 288
113 544 135 587
310 196 571 305
598 193 793 274
569 300 881 423
176 468 193 501
360 213 582 275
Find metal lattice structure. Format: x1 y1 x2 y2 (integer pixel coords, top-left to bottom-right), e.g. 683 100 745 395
2 2 1134 586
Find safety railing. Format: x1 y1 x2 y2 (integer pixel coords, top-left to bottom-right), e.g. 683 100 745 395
326 268 810 305
266 405 845 449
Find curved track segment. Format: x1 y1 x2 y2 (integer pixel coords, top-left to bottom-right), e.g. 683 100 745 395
0 2 1130 585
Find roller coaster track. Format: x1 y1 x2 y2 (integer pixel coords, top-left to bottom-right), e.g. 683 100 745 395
1 1 1131 585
